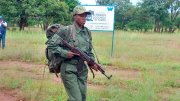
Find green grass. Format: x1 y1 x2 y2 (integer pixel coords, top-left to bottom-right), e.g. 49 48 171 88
92 31 180 70
0 29 46 63
0 29 179 101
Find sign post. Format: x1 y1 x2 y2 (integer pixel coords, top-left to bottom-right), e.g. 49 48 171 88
83 5 115 56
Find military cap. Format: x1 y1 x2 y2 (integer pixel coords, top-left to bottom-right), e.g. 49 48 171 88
73 5 91 16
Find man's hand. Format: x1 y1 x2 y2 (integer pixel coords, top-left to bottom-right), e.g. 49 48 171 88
67 51 79 58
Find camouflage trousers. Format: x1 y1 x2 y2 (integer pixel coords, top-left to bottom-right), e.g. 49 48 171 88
61 61 88 101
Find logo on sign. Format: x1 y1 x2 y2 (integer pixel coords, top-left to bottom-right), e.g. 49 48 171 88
107 6 113 11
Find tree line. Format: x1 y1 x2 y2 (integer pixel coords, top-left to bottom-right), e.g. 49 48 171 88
96 0 179 33
0 0 179 33
0 0 79 30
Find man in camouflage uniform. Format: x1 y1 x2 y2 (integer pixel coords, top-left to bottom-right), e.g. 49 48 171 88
46 5 98 101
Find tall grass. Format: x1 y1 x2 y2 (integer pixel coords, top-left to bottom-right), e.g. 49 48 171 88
1 29 179 70
0 29 46 63
0 29 179 101
92 31 180 70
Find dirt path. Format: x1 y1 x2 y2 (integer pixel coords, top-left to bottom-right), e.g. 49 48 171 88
0 60 43 101
0 88 25 101
0 93 17 101
0 60 140 100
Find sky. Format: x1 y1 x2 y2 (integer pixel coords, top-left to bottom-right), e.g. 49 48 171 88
79 0 140 5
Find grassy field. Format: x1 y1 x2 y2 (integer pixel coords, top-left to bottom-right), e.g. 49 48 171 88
0 29 180 101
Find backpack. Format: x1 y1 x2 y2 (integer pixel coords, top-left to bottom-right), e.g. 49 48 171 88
45 24 65 74
45 24 92 74
45 48 64 73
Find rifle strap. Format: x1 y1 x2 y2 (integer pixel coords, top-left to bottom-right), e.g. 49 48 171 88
89 67 95 78
68 25 91 41
85 27 97 78
85 62 95 78
85 27 100 64
67 25 76 42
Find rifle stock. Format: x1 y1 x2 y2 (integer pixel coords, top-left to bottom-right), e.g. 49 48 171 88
62 40 112 79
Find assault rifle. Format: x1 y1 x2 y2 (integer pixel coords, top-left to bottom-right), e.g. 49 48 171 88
62 40 112 80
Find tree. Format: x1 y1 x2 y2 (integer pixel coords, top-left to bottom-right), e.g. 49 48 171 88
165 0 180 32
1 0 178 32
64 0 79 12
95 0 111 5
140 0 169 32
140 0 180 33
35 0 70 30
112 0 134 30
0 0 39 30
0 0 79 30
127 7 154 31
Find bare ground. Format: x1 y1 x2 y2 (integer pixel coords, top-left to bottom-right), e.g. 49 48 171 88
0 88 25 101
1 60 179 100
0 60 140 100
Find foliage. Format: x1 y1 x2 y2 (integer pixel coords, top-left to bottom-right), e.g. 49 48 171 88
0 0 79 30
127 6 154 31
34 0 71 30
0 0 179 32
113 0 134 30
95 0 179 32
95 0 111 5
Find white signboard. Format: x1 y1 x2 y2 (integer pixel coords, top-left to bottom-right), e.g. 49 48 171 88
84 6 115 31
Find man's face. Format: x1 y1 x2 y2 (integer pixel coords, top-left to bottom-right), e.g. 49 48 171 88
0 19 2 23
74 13 87 27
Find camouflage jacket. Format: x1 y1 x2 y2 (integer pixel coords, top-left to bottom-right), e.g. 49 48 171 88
46 22 95 60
